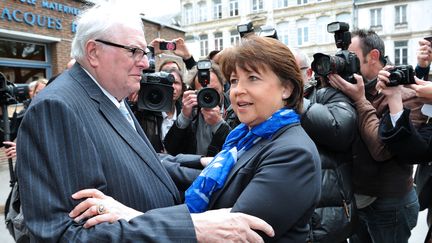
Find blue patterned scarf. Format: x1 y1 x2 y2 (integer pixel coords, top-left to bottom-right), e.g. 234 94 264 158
185 108 300 213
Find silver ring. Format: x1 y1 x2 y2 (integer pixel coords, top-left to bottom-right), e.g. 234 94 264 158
97 204 106 215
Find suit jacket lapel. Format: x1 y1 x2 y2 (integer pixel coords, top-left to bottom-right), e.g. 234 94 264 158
208 139 266 208
70 64 180 201
207 124 296 208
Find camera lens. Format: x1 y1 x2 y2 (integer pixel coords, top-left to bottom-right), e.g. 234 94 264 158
312 53 331 76
197 88 220 108
147 87 164 105
388 70 404 86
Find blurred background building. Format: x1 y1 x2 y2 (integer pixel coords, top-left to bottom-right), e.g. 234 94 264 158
179 0 432 69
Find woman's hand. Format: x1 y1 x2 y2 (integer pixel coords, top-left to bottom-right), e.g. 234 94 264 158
3 141 16 159
69 189 143 228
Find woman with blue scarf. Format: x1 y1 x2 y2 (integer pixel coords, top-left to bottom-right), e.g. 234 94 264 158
69 35 322 242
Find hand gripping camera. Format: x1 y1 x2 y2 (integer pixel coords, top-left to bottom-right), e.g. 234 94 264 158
138 71 174 112
0 72 30 105
196 60 220 109
311 22 360 83
386 65 416 86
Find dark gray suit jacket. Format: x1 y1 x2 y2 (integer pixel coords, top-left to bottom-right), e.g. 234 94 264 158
16 63 196 242
166 124 322 242
210 124 321 242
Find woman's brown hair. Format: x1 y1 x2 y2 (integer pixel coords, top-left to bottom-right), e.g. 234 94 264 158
219 35 303 113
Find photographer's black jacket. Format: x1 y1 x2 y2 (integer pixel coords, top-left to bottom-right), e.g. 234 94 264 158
301 85 358 242
134 101 182 153
163 94 231 157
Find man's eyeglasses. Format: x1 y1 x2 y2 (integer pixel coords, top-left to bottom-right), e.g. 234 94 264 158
95 39 149 62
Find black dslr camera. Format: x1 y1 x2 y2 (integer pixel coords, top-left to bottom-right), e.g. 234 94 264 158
138 71 174 112
196 60 220 109
0 72 29 105
387 65 416 86
311 22 360 83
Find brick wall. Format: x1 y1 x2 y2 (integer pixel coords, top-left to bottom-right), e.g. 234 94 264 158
0 0 89 76
144 21 185 43
1 0 185 78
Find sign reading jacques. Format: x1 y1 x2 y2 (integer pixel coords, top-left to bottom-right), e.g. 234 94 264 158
1 0 82 33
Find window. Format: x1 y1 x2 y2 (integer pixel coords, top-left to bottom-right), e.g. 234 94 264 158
336 12 351 25
183 4 193 25
395 5 407 25
297 0 308 5
199 34 209 57
0 39 46 61
394 41 408 65
297 20 309 46
214 32 223 51
198 2 207 22
316 16 332 44
251 0 264 12
213 0 222 20
370 8 382 27
229 0 239 16
230 30 240 46
276 22 289 45
274 0 288 8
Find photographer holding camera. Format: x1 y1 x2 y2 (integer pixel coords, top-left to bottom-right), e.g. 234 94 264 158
376 38 432 242
133 66 185 153
163 60 231 157
325 28 427 243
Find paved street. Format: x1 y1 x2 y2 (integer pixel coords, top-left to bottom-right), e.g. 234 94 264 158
0 161 16 243
0 158 428 242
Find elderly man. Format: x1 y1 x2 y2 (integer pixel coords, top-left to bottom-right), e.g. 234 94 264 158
16 3 273 242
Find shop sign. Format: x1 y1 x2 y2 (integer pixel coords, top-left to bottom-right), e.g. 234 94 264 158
1 0 82 33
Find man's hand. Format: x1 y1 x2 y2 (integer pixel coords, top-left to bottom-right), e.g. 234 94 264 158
181 90 198 119
201 106 222 126
328 73 366 102
376 66 403 114
69 189 143 228
417 39 432 68
191 208 275 243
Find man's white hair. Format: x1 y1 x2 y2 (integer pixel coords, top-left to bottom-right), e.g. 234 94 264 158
71 3 144 62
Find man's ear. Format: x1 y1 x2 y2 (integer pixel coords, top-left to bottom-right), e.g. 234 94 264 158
306 68 313 80
86 41 99 67
369 49 381 64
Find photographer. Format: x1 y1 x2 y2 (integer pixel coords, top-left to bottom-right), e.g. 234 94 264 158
134 66 185 153
300 47 358 241
377 68 432 242
163 61 231 157
328 29 427 243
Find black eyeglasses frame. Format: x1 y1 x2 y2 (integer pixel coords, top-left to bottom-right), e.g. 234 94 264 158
95 39 149 61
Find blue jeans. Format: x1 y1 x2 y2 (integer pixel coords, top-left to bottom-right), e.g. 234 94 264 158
357 187 420 243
